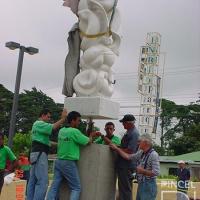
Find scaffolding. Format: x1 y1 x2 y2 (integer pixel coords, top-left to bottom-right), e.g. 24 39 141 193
138 32 162 138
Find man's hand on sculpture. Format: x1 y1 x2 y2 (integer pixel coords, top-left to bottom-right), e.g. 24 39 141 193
109 143 118 150
90 131 102 138
61 108 68 120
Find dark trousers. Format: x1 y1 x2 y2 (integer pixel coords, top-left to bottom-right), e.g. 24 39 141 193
117 168 133 200
0 170 4 194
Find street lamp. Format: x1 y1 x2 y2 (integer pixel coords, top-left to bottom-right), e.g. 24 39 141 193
5 41 39 148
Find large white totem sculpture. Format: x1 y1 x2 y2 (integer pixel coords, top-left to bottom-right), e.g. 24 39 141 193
63 0 121 119
63 0 120 97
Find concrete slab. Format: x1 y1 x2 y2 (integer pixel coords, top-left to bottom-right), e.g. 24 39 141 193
64 97 120 119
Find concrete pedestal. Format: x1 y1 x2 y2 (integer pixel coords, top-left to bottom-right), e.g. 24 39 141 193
64 97 119 119
59 144 116 200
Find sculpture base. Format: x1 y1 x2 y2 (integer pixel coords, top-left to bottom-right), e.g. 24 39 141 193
59 144 116 200
64 97 119 119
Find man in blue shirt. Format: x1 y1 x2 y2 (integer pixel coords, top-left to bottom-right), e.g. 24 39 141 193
177 160 190 198
116 114 139 200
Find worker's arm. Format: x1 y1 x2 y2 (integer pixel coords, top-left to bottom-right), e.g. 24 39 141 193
109 143 132 160
6 147 18 172
109 143 142 160
88 132 102 144
120 148 133 154
136 166 155 177
11 160 18 171
101 135 112 145
53 109 68 130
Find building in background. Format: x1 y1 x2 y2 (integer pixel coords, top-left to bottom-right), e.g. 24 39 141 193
160 151 200 179
138 32 163 138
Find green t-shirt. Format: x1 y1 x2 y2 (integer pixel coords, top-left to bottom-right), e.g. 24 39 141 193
0 146 16 170
57 127 89 161
31 120 53 146
21 165 31 171
95 135 121 146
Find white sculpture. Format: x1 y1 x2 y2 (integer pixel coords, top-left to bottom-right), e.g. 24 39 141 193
63 0 121 98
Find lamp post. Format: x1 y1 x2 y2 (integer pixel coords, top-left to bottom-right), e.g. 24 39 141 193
5 41 39 148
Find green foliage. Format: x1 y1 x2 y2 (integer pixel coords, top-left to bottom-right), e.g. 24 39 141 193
191 176 200 182
18 87 63 133
153 144 165 156
1 84 199 156
0 85 63 135
4 133 31 157
0 84 13 134
158 175 177 180
160 97 200 155
78 121 87 135
77 121 100 136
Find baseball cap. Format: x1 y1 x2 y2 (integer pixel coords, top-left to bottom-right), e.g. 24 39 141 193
119 114 136 122
178 160 185 164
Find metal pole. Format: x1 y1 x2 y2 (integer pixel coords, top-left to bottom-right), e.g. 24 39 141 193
8 46 25 148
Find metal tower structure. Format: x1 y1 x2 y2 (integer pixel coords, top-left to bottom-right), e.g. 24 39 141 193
138 32 162 138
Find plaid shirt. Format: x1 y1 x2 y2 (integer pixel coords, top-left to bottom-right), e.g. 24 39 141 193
130 149 160 182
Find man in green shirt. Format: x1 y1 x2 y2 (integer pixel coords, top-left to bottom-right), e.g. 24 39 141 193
47 111 100 200
27 108 67 200
95 122 121 146
0 133 17 195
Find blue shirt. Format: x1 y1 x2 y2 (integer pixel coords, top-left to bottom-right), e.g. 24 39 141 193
177 168 190 181
116 127 139 169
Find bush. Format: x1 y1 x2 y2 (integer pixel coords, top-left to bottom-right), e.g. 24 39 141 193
4 133 31 157
191 176 200 182
158 175 177 180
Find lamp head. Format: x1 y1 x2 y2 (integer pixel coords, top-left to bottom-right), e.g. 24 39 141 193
26 47 39 55
5 41 20 50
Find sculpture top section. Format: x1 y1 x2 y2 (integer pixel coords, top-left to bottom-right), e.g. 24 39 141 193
63 0 79 14
63 0 121 98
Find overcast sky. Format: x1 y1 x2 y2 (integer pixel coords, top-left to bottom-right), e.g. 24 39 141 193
0 0 200 135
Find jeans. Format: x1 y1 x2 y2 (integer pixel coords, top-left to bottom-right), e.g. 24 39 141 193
176 191 189 200
116 168 133 200
27 152 48 200
136 178 157 200
47 159 81 200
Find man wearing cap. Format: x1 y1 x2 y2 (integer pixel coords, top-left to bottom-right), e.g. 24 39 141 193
177 160 190 199
116 114 139 200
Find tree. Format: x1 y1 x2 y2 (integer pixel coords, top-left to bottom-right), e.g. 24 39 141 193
0 84 13 134
4 133 31 157
161 97 200 155
160 99 177 148
0 84 63 135
17 87 63 133
159 97 200 155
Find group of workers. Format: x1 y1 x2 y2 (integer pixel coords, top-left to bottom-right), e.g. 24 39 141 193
0 108 191 200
